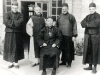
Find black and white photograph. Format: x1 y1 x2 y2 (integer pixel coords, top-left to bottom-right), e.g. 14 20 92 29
0 0 100 75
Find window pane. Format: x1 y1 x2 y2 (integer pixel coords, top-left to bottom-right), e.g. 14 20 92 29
7 0 11 2
57 8 62 15
52 8 56 15
7 6 11 12
37 3 41 8
52 16 56 21
7 2 11 5
6 0 11 5
58 0 62 7
43 12 47 18
43 3 47 11
52 0 56 7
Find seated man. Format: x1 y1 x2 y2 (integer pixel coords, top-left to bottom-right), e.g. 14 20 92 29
37 16 62 75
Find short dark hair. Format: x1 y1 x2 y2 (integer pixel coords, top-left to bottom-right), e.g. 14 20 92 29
62 3 68 7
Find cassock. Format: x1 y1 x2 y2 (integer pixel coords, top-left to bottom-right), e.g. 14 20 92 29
26 14 45 60
3 11 24 62
81 12 100 65
37 26 62 70
56 13 78 63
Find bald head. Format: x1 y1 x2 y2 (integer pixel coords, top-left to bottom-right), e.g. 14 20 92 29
34 6 41 15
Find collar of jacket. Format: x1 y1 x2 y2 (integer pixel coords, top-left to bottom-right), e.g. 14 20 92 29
11 11 18 14
62 12 69 15
90 12 97 15
34 13 42 17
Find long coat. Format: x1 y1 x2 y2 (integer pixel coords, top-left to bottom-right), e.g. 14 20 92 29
3 11 24 62
26 14 45 58
37 26 62 70
56 13 77 62
81 12 100 65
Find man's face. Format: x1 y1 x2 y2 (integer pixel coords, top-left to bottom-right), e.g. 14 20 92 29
12 5 18 13
89 7 96 14
62 6 68 14
34 7 41 15
46 18 53 27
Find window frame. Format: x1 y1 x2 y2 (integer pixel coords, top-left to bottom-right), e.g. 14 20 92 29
51 0 65 21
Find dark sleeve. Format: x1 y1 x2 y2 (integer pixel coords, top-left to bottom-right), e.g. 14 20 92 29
87 15 100 28
54 28 62 47
4 13 14 28
81 17 88 28
71 16 78 37
13 13 23 28
37 29 45 46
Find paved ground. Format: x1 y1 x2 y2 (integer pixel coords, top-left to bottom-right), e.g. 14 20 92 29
0 53 100 75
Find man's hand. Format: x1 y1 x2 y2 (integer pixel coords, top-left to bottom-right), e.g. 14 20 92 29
43 43 47 46
52 44 56 48
72 37 76 42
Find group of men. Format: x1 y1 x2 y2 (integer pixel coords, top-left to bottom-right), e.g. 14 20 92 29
3 1 100 75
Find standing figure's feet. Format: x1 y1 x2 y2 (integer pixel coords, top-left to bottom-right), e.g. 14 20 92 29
67 64 71 69
14 65 20 69
59 62 66 65
8 64 14 68
51 69 56 75
91 67 97 74
32 63 39 67
84 67 92 70
41 71 46 75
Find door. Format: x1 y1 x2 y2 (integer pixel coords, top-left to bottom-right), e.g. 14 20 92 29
35 2 49 18
21 1 35 52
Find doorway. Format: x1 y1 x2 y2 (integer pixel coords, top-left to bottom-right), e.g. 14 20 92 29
21 1 35 52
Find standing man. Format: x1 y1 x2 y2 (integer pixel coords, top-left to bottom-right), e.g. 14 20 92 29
81 3 100 74
26 6 45 67
56 3 78 68
3 1 24 68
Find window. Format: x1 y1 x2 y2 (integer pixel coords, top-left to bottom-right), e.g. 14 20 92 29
6 0 11 12
36 2 48 19
52 0 64 21
5 0 17 12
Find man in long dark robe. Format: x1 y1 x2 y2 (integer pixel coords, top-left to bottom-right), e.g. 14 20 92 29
37 16 62 75
26 6 45 67
56 3 78 68
3 1 24 69
81 2 100 74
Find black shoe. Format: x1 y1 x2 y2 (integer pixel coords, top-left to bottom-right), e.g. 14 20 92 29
59 62 66 65
14 65 20 69
67 64 71 69
32 63 39 67
41 71 46 75
84 67 92 70
91 68 97 74
51 70 56 75
8 64 14 68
